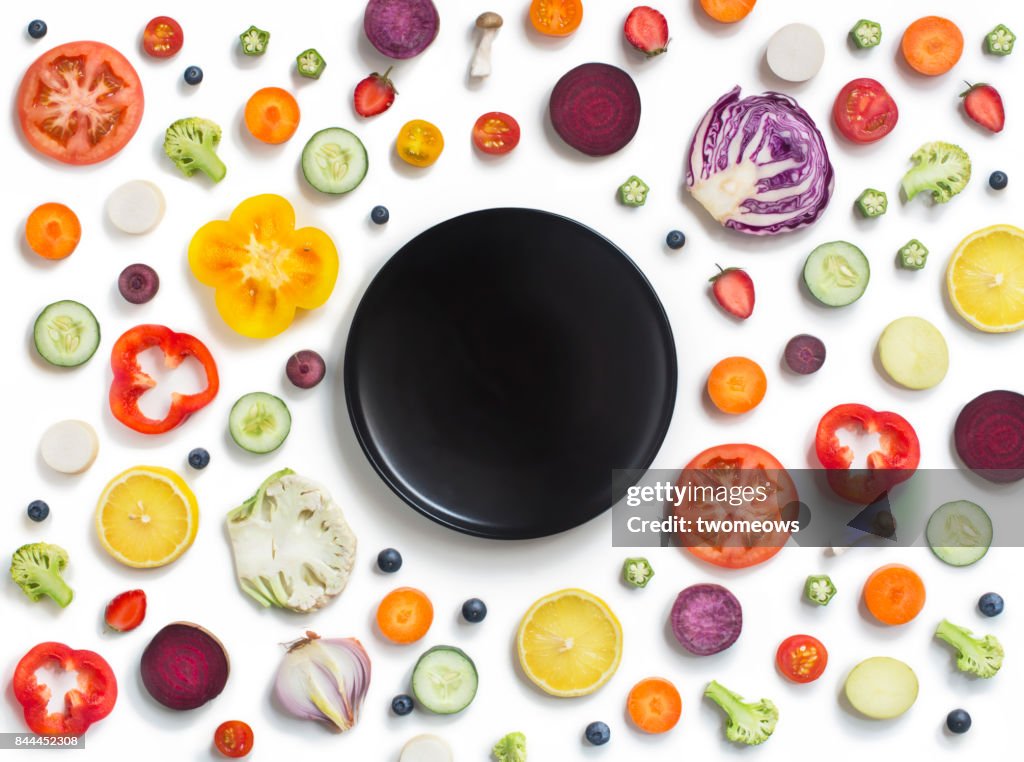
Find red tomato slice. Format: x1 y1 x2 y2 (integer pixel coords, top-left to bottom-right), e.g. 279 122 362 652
214 720 254 758
17 41 145 165
472 112 521 155
674 443 798 569
776 634 828 683
832 78 899 144
143 17 184 58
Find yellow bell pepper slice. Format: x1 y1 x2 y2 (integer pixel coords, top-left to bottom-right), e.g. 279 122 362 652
188 194 339 338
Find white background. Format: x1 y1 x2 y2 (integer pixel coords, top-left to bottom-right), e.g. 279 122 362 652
3 0 1021 759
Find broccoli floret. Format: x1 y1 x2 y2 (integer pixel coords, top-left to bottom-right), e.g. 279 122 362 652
10 542 73 607
705 680 778 745
164 117 227 182
492 731 527 762
935 619 1003 678
901 141 971 204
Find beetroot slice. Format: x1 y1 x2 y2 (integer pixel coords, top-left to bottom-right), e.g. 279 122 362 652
140 622 230 711
549 63 641 157
364 0 439 59
954 390 1024 483
670 584 742 656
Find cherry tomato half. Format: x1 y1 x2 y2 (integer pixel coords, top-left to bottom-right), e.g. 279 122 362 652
214 720 254 758
472 112 521 155
530 0 584 37
143 16 184 58
776 634 828 683
396 119 444 167
832 78 899 144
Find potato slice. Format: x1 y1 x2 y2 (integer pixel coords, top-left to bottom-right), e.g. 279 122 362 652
878 316 949 389
844 657 918 719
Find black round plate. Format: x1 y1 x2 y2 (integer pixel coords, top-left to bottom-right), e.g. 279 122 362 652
344 208 676 539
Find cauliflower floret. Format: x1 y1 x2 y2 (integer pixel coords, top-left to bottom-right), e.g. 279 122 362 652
227 469 357 613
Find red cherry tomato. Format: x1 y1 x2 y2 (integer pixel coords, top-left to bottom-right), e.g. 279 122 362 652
213 720 254 758
776 634 828 683
143 16 184 58
832 78 899 144
472 112 521 155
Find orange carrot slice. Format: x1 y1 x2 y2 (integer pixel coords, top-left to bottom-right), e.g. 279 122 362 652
376 587 434 644
26 203 81 260
901 17 963 76
627 677 682 734
244 87 301 144
707 356 767 414
863 564 926 625
700 0 756 24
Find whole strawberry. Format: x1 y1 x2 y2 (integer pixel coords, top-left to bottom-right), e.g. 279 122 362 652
710 266 755 319
625 6 669 57
354 67 397 117
961 83 1004 133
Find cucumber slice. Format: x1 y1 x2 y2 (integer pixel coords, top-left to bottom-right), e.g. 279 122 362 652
803 241 870 307
33 300 100 367
229 392 291 454
926 500 992 567
844 657 918 719
301 128 368 194
877 317 949 390
411 646 478 715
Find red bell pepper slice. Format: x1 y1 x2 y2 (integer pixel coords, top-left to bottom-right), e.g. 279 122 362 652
12 642 117 736
815 403 920 503
109 324 219 435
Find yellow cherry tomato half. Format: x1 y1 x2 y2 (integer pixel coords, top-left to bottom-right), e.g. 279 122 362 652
396 119 444 168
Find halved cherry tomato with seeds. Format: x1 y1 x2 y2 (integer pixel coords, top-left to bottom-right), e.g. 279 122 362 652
244 87 301 145
396 119 444 167
832 78 899 144
472 112 521 155
776 634 828 683
26 203 81 260
530 0 583 37
214 720 254 758
142 17 184 58
17 41 145 165
376 587 434 644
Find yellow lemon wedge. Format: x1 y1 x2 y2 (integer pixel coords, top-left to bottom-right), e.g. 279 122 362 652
516 588 623 697
96 466 199 568
947 224 1024 333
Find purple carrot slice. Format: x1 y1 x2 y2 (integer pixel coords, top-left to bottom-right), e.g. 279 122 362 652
364 0 440 59
784 334 826 374
670 583 742 656
549 63 641 157
954 390 1024 482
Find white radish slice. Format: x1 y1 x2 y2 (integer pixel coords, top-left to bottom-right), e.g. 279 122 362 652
40 420 99 474
399 735 453 762
106 180 166 235
766 24 825 82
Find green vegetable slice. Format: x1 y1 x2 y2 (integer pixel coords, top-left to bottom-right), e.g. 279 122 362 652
803 241 870 307
898 239 928 270
926 500 992 567
855 188 887 217
239 25 270 55
804 574 836 605
301 128 369 195
412 646 478 715
986 24 1015 55
619 175 649 206
622 557 654 588
33 300 100 367
296 48 326 79
229 392 291 454
850 19 882 49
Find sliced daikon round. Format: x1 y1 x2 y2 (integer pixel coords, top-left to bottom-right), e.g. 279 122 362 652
106 180 166 234
40 420 99 474
766 24 826 82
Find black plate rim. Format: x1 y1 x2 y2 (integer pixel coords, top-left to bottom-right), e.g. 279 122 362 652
343 207 677 540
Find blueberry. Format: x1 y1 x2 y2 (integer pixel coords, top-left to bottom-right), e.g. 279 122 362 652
28 20 47 39
989 171 1008 191
27 500 50 522
187 448 210 470
585 721 610 746
946 708 971 734
377 547 402 573
183 66 204 86
391 694 414 716
461 598 487 623
979 592 1004 617
371 205 390 225
666 230 686 250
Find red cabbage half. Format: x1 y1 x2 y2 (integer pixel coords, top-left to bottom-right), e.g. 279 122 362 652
686 86 835 236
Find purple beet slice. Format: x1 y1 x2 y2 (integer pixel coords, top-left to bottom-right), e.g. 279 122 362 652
784 334 826 374
364 0 440 59
954 390 1024 483
140 622 230 710
670 583 742 655
549 63 641 157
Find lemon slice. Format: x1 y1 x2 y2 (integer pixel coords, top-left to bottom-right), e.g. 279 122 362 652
947 224 1024 333
96 466 199 568
516 588 622 697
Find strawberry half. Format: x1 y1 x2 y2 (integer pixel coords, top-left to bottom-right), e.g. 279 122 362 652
354 67 396 118
710 266 755 319
105 589 147 632
625 6 669 57
961 83 1004 133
